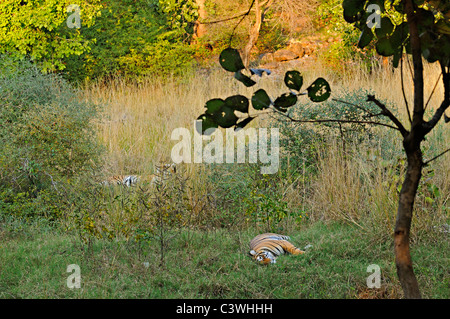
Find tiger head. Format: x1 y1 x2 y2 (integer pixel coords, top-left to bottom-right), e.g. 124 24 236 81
249 250 277 265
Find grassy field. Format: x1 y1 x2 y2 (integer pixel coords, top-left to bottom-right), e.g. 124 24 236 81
0 59 448 299
0 218 448 299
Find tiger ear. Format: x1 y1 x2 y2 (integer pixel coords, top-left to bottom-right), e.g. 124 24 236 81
249 250 256 256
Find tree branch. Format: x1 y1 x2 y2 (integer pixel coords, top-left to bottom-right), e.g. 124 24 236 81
423 62 450 134
367 95 409 137
400 55 413 124
272 108 400 131
423 147 450 166
332 98 376 117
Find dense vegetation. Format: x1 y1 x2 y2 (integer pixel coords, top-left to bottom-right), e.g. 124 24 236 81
0 0 448 299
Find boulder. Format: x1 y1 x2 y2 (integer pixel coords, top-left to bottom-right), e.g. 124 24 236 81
259 52 274 65
273 49 299 62
259 61 279 70
286 42 304 58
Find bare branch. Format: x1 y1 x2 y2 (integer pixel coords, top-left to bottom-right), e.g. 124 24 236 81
272 107 400 131
423 63 450 134
367 95 409 137
424 148 450 166
424 72 442 111
332 98 376 117
400 56 412 124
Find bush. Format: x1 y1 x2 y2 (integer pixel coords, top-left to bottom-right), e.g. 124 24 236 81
0 56 103 218
62 0 199 83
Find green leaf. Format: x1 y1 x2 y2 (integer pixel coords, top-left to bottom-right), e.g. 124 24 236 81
235 117 255 131
375 17 395 38
390 22 409 49
219 48 245 72
225 95 249 113
284 70 303 91
417 8 435 27
273 93 297 109
376 37 395 56
251 89 272 110
358 25 374 49
196 114 218 135
307 78 331 102
234 70 256 87
205 99 225 115
392 50 401 68
211 106 238 128
342 0 365 23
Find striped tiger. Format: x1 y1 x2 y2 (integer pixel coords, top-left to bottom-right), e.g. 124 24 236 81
101 163 177 187
249 233 305 265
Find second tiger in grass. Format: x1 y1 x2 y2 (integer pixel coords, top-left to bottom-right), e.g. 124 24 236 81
249 233 305 265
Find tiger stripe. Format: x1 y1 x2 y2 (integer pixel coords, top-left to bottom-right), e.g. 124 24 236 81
100 163 177 187
249 233 304 265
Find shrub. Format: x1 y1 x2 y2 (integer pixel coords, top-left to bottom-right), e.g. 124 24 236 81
0 56 103 218
62 0 198 83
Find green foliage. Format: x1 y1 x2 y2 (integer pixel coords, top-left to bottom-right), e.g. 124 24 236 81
274 88 387 182
0 0 102 73
155 0 199 38
205 163 303 231
63 0 198 82
197 48 332 134
243 174 305 232
0 56 103 218
342 0 450 67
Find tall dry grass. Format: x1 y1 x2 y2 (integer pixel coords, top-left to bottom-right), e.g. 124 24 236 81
83 58 449 235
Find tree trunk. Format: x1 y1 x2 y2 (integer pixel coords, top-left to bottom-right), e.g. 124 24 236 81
242 0 262 68
193 0 207 41
394 139 423 298
393 0 426 299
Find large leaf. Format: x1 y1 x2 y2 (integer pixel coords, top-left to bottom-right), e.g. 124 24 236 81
196 114 218 135
376 37 395 56
284 70 303 91
390 22 409 49
375 17 395 38
307 78 331 102
225 95 249 113
343 0 365 23
235 116 255 132
219 48 245 72
205 98 225 115
211 105 238 128
273 93 297 110
234 70 256 87
251 89 272 110
358 25 374 48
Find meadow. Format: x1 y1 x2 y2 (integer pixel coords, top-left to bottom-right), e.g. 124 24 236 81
0 58 448 299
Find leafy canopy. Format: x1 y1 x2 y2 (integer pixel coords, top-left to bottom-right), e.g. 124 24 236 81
343 0 450 67
0 0 102 72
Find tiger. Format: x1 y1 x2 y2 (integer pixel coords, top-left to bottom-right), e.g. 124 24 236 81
101 163 177 187
249 233 305 265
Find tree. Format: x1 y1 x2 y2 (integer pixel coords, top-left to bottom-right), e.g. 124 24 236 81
0 0 102 72
343 0 449 299
197 0 449 298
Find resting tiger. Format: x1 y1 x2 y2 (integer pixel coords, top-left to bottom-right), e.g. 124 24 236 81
101 163 176 187
249 233 305 265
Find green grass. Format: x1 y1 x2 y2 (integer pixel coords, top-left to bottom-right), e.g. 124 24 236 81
0 220 448 299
